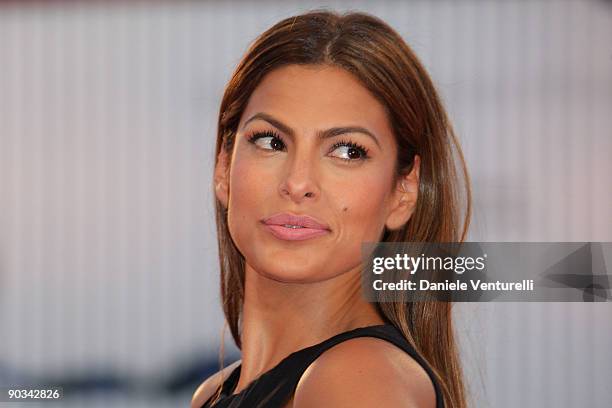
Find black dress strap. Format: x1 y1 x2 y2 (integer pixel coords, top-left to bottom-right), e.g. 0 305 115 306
201 324 444 408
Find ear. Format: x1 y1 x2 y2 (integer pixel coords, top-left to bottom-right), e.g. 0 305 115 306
385 155 420 231
214 147 230 208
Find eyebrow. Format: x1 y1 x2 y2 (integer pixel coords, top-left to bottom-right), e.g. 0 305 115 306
241 112 381 148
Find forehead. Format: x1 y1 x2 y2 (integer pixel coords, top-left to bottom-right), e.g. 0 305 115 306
239 65 394 140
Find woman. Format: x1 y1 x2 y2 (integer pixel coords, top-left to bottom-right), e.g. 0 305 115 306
192 9 471 408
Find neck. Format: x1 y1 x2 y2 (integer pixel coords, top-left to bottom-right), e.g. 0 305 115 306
233 263 385 393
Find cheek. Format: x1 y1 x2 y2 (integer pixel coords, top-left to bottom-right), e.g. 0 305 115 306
226 153 256 242
333 171 391 237
229 158 258 206
228 151 277 210
226 149 280 253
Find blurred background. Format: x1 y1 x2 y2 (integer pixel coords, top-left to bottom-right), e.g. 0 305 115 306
0 0 611 407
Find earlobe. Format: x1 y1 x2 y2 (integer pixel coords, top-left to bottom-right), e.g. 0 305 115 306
214 147 230 208
385 155 420 231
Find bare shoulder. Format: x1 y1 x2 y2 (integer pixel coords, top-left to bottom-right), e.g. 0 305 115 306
293 337 436 408
190 359 242 408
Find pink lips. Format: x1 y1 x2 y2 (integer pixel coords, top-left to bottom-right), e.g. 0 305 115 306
261 213 331 241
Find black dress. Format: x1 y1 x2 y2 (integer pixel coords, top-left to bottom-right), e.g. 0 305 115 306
200 323 444 408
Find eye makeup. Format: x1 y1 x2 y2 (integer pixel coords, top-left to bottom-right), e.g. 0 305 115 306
247 129 287 151
246 130 371 162
328 139 370 162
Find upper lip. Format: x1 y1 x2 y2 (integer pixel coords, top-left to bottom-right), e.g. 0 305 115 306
262 213 331 230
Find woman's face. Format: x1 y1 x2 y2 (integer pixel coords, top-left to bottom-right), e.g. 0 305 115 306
216 64 417 283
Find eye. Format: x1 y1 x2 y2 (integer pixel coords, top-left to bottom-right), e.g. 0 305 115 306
329 140 370 162
247 130 286 152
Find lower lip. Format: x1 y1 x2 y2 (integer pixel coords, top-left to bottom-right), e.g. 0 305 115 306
263 224 330 241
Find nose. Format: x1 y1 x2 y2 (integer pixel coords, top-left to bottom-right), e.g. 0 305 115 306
278 150 320 203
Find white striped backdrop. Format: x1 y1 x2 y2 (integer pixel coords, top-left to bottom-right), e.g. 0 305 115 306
0 1 611 407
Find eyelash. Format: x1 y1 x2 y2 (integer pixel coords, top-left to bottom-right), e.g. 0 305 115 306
246 130 370 162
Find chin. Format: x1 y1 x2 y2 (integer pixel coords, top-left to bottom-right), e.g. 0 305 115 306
251 260 329 284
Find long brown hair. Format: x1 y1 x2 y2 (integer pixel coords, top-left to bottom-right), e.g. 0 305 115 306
213 10 471 408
